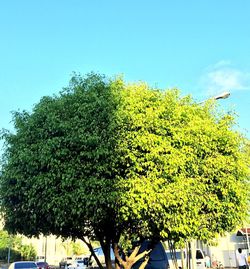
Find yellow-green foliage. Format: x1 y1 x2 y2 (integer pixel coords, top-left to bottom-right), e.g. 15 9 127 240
115 83 249 242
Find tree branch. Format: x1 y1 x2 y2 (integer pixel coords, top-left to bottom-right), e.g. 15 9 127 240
81 237 104 269
133 249 151 264
113 243 125 268
138 255 150 269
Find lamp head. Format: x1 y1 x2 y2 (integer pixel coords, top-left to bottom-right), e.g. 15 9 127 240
214 91 230 100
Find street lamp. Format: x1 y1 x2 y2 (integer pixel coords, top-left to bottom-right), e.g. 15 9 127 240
191 90 230 269
213 91 230 100
198 91 230 104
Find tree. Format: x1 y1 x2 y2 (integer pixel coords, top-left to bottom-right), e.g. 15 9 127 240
0 230 21 262
0 73 124 269
0 230 19 250
19 244 37 261
71 241 88 256
0 230 36 262
61 239 89 256
0 73 249 269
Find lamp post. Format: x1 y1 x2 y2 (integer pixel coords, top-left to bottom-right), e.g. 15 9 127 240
190 91 231 269
7 246 10 265
44 236 47 262
7 235 12 265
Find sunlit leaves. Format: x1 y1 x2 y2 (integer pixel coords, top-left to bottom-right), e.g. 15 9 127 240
115 82 249 243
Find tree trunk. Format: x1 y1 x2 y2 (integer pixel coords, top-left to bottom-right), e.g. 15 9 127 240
187 242 191 269
191 240 197 269
181 249 185 269
168 241 178 269
102 242 113 269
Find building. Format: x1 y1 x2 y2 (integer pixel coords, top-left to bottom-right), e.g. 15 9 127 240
22 235 89 266
198 227 250 268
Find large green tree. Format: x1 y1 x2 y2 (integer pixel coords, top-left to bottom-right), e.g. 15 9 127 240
0 73 249 269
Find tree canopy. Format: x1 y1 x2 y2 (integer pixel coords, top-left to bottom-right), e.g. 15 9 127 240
0 73 249 269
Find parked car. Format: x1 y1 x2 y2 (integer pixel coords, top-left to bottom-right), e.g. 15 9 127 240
9 261 38 269
195 249 206 269
59 257 73 268
36 262 50 269
36 257 45 262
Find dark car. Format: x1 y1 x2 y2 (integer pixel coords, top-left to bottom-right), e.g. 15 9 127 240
9 261 38 269
36 262 50 269
132 241 169 269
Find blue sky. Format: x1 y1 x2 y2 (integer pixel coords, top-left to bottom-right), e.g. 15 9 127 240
0 0 250 146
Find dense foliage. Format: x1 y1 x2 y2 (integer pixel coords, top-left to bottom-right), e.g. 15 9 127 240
117 85 249 242
0 230 36 262
0 73 249 269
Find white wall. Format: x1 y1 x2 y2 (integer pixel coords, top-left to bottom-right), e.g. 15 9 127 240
198 232 248 268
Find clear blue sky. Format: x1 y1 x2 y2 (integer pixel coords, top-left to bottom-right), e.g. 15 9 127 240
0 0 250 146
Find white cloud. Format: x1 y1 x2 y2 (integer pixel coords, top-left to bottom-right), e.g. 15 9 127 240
200 61 250 97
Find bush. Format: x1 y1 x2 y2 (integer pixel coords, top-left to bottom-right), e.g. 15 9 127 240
0 247 21 262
